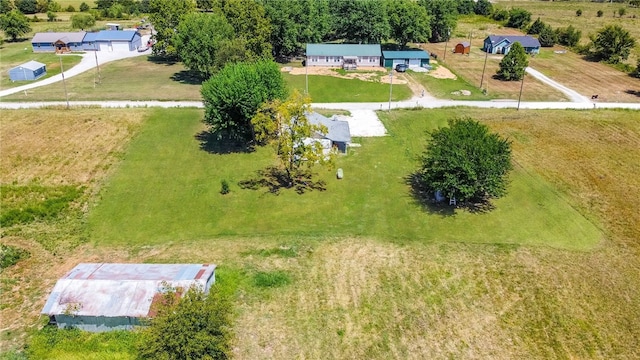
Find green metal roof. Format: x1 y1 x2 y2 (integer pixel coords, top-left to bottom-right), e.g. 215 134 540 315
306 43 381 57
382 50 430 59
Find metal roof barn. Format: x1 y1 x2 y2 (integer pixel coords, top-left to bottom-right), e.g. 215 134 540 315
8 60 46 81
42 263 216 332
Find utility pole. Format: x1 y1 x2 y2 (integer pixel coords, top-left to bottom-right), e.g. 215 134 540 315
517 72 526 110
388 70 393 111
480 48 489 89
468 31 472 56
443 28 451 61
305 56 308 95
59 56 69 109
94 50 101 85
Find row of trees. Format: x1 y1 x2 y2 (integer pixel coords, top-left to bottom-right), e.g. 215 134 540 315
149 0 496 70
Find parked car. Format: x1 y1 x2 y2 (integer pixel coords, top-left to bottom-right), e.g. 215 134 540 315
395 64 409 72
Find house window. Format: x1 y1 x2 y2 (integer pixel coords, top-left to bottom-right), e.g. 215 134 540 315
311 57 317 62
370 57 376 63
335 57 340 62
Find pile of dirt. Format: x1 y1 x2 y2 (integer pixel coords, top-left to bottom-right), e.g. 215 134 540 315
288 66 408 84
427 66 456 80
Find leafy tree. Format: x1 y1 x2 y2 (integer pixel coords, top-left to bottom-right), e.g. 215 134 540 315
474 0 492 16
556 25 581 47
196 0 214 11
15 0 37 14
527 17 545 35
631 58 640 78
492 8 509 21
174 12 236 79
496 42 528 81
66 5 75 11
216 0 272 59
538 24 556 47
46 10 56 21
597 10 603 17
70 12 95 30
387 0 431 49
422 0 457 43
79 2 90 11
149 0 196 59
107 3 125 18
0 0 15 15
331 0 389 44
252 91 335 187
0 10 31 41
201 60 288 143
418 118 512 205
576 9 582 16
618 7 626 17
137 285 233 360
506 8 531 29
456 0 475 15
589 24 636 64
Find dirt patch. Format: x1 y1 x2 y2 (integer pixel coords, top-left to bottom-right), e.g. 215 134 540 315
0 109 147 185
427 64 457 80
286 66 408 85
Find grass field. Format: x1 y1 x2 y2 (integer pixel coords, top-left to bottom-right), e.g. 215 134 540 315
2 107 640 358
86 108 600 250
284 73 413 102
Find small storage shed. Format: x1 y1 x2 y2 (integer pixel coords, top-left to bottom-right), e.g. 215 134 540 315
454 42 470 54
42 263 216 332
8 60 46 81
307 112 351 153
32 32 87 53
94 30 142 52
382 50 430 68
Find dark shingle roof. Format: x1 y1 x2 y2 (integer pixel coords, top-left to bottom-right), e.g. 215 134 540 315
487 35 540 48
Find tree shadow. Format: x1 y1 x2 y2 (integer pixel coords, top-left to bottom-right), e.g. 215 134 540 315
624 89 640 97
146 55 178 66
170 70 204 85
194 130 254 154
239 166 326 195
405 172 495 216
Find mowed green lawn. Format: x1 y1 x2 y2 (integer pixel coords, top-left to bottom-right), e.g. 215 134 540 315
284 73 413 102
88 108 600 250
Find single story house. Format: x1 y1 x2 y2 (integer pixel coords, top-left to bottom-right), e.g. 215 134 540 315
8 60 46 81
454 42 470 54
306 43 381 69
381 50 430 68
483 35 540 55
42 263 216 332
31 32 86 53
307 112 351 153
94 30 142 52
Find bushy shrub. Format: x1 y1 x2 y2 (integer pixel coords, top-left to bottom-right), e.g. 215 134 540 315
0 244 30 270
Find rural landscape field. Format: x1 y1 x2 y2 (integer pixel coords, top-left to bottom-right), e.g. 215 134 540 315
1 0 640 358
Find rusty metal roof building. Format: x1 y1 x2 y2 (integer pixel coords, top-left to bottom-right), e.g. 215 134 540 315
42 263 216 332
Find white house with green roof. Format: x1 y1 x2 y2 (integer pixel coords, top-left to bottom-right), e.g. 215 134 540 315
306 44 381 69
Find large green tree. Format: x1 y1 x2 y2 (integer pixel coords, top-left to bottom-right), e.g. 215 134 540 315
421 0 457 43
201 60 287 143
589 24 636 64
148 0 195 59
0 0 15 14
556 25 581 47
15 0 37 14
496 42 528 81
70 13 96 30
506 8 531 29
216 0 272 59
538 24 557 47
474 0 492 16
527 17 545 35
419 118 512 205
137 285 233 360
0 10 31 41
252 91 334 188
387 0 431 49
174 12 236 79
331 0 389 44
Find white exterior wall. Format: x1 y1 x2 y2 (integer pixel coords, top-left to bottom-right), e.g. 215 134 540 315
409 59 421 67
112 41 131 52
307 55 381 67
